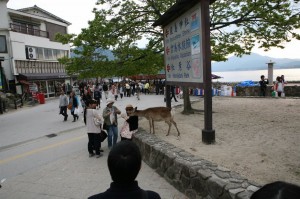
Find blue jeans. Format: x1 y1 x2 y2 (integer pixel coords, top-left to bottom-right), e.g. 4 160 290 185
107 125 118 148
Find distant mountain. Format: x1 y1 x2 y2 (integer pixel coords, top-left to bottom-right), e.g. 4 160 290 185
70 47 115 60
70 49 300 72
212 53 300 72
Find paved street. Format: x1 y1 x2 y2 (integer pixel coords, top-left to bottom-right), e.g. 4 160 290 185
0 94 195 199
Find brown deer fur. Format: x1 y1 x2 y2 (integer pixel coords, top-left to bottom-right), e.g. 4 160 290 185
130 107 180 137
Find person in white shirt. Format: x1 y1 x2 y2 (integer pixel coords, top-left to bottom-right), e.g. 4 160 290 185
84 99 103 158
275 76 284 97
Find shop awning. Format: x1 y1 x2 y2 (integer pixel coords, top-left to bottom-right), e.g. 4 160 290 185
128 74 166 81
18 73 69 81
19 80 30 85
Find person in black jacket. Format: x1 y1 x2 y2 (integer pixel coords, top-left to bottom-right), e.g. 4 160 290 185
102 82 109 100
88 141 161 199
69 91 79 122
250 181 300 199
171 85 178 102
259 75 269 97
82 90 92 109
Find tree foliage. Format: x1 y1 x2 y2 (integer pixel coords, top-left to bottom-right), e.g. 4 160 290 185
56 0 300 77
210 0 300 61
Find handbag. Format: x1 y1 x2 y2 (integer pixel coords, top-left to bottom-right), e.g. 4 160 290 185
74 108 79 115
99 130 107 142
67 103 72 110
120 121 131 138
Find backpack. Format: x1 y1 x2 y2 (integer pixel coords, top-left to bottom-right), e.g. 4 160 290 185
94 90 100 99
103 84 108 91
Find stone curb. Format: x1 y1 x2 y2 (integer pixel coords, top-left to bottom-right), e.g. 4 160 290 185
133 129 261 199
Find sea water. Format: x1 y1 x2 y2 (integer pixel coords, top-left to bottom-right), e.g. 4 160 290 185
212 68 300 83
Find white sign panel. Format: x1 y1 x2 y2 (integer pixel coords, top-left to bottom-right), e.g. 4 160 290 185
164 3 203 83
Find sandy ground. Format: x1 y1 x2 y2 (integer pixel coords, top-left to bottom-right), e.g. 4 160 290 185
137 97 300 186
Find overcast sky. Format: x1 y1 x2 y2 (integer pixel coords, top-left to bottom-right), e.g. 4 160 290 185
7 0 97 35
7 0 300 59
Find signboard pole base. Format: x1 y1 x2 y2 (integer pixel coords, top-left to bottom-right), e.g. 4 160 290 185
202 129 215 144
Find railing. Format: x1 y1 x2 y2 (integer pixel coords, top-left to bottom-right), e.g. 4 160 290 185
10 23 49 38
0 96 23 114
15 60 66 74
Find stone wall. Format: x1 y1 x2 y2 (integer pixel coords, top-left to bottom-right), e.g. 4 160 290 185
235 85 300 97
133 130 261 199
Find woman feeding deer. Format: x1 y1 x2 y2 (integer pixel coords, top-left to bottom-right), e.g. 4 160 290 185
120 104 139 141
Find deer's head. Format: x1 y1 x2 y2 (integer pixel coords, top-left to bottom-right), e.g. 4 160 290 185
128 107 138 116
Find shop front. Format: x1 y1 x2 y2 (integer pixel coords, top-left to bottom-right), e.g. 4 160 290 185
17 73 73 98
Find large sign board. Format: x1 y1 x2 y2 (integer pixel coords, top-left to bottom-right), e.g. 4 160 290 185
164 3 202 84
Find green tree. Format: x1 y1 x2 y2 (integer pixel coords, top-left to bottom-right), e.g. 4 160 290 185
57 0 300 111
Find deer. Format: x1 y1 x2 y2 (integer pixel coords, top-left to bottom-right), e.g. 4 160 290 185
130 107 180 138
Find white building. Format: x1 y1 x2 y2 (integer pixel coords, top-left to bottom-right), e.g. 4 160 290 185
0 0 73 98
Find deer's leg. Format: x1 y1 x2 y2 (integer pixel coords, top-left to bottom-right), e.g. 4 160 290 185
148 119 152 134
171 120 181 137
152 120 155 134
166 121 172 136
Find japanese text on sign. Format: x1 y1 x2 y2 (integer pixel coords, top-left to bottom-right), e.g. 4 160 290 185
164 3 203 83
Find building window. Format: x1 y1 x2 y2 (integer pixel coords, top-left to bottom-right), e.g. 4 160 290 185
36 47 44 60
53 49 60 59
64 50 69 58
44 48 53 60
0 35 7 53
11 21 41 35
24 45 68 61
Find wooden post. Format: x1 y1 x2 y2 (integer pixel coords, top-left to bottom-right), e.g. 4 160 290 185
201 0 215 144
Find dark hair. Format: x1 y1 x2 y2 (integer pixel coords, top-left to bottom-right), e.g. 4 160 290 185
89 99 98 104
261 75 265 79
276 76 282 82
107 141 141 183
251 181 300 199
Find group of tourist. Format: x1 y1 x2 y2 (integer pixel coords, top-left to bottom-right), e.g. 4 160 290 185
83 98 138 157
58 79 300 199
58 79 180 127
58 80 163 198
60 92 139 154
58 90 80 122
259 74 287 97
58 78 171 123
274 75 287 97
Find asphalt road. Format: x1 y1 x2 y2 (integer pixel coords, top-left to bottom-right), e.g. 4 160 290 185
0 94 182 180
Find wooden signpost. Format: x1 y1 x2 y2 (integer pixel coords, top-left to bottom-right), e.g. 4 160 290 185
153 0 216 144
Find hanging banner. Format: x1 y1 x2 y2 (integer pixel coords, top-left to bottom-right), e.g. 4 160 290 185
164 3 203 83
